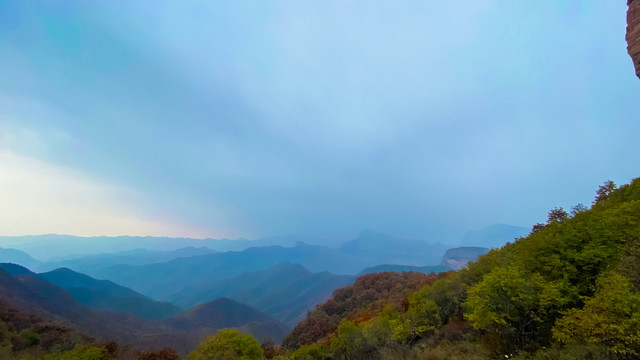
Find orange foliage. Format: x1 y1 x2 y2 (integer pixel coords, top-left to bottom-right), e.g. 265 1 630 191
283 271 450 347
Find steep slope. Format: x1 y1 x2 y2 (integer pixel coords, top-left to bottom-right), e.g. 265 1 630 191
0 301 99 359
39 267 181 321
283 270 450 347
171 262 355 326
283 178 640 358
629 0 640 78
0 262 37 276
0 268 161 346
0 265 290 354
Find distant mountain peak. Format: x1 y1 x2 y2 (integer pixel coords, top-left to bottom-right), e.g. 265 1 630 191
170 297 287 332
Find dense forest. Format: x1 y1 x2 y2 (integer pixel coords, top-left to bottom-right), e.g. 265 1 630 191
5 177 638 359
188 178 640 360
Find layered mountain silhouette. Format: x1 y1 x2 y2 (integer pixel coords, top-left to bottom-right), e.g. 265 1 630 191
2 230 447 266
170 262 356 326
38 267 182 321
0 234 334 260
35 246 218 273
0 228 502 338
0 248 42 268
0 264 288 354
82 231 446 301
0 263 181 321
0 230 492 329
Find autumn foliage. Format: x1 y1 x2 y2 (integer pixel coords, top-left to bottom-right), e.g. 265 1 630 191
283 270 450 348
276 179 640 359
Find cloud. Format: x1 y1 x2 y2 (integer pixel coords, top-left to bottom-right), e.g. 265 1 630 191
0 1 637 242
0 150 213 238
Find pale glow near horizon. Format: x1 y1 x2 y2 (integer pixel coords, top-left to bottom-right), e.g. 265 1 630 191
0 150 217 238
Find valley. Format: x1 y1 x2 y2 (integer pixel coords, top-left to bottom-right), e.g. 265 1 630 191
0 229 489 356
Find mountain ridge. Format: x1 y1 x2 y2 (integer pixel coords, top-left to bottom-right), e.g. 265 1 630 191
0 264 288 353
38 267 182 321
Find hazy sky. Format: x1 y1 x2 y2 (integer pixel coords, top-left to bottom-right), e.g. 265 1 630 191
0 1 638 242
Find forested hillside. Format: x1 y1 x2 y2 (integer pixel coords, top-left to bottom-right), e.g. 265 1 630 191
264 178 640 360
5 178 638 359
282 271 450 349
195 178 637 360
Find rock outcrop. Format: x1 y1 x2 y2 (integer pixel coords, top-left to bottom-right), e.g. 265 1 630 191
628 0 640 78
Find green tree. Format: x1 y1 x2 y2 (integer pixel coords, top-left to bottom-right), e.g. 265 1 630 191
44 345 105 360
406 291 441 339
329 320 367 360
290 344 327 360
465 265 564 351
553 273 640 355
188 329 265 360
137 347 181 360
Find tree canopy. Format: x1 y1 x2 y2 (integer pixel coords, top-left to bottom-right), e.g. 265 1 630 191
188 329 264 360
279 177 640 359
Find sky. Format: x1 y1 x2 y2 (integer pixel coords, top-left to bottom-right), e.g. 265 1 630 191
0 0 638 243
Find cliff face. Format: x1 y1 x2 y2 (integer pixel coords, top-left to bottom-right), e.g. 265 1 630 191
628 0 640 78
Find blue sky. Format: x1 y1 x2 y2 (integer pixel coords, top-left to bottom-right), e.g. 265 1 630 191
0 1 638 242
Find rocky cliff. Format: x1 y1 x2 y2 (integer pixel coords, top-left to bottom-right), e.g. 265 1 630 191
628 0 640 78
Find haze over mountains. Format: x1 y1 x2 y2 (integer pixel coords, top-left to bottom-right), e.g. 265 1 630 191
0 226 509 354
0 225 514 261
0 234 342 261
0 0 634 357
460 224 528 248
0 264 288 353
34 246 219 273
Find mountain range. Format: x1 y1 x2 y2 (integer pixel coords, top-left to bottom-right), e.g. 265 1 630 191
169 262 356 326
0 228 497 356
0 230 492 329
0 230 448 262
0 247 42 268
0 264 288 354
34 246 218 273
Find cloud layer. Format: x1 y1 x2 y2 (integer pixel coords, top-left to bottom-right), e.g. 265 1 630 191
0 1 638 242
